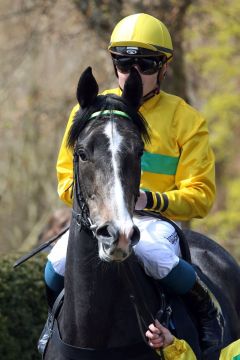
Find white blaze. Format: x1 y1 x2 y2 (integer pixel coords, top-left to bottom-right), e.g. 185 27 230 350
104 121 133 232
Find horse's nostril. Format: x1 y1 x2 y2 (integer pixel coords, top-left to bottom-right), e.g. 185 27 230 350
131 225 140 246
96 223 119 243
96 223 139 248
96 225 111 238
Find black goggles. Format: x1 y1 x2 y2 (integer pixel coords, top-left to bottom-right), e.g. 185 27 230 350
112 56 165 75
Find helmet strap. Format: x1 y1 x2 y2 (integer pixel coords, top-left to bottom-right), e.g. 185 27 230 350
142 86 160 102
113 63 118 78
142 67 162 102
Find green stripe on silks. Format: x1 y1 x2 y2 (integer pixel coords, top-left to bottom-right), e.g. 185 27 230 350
141 151 179 175
233 355 240 360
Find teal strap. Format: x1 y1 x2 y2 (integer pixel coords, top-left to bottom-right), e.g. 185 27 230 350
89 110 131 120
141 151 179 176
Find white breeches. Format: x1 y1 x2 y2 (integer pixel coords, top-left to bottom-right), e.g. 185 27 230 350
47 215 181 279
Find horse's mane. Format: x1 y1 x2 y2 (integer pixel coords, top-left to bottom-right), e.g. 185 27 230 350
67 94 150 149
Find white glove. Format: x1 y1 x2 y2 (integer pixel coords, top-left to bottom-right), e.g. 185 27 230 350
135 190 147 210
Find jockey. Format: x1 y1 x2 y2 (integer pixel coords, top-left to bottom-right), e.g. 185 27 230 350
42 13 223 356
146 320 240 360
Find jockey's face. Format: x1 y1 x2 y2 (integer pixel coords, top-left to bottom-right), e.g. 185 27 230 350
116 63 167 97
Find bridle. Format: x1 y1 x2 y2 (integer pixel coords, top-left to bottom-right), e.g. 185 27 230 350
72 151 97 235
69 110 166 359
71 109 134 236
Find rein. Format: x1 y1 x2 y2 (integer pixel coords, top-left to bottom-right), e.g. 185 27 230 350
122 262 167 359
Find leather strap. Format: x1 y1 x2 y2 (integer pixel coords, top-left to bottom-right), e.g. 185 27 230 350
52 320 160 360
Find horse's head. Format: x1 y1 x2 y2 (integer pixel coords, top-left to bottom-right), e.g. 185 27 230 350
68 67 150 262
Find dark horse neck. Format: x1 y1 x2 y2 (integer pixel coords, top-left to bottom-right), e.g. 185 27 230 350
62 218 150 349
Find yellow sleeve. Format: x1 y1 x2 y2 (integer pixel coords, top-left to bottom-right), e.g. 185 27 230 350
164 103 216 220
56 104 79 206
220 339 240 360
159 337 197 360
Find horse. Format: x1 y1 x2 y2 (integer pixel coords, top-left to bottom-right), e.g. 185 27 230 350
44 67 240 360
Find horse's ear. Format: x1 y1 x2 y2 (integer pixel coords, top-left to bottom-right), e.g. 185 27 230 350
76 67 99 108
122 68 143 110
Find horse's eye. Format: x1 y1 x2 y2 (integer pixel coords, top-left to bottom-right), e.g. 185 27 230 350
78 150 88 162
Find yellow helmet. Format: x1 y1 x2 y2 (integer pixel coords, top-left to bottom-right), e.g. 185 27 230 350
108 13 173 60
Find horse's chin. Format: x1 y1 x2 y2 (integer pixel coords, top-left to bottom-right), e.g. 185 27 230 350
99 243 131 263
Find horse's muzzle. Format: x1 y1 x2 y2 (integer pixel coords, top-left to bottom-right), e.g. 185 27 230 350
96 223 140 262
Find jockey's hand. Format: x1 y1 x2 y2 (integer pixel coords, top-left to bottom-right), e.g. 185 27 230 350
135 190 147 210
145 319 174 349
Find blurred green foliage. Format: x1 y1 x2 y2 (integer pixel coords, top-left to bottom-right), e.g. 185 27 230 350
0 254 47 360
185 0 240 262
